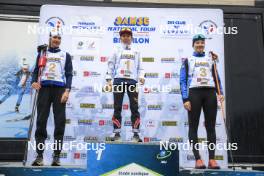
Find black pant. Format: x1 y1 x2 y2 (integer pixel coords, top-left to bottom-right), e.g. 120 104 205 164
112 80 140 133
188 88 217 160
35 86 66 156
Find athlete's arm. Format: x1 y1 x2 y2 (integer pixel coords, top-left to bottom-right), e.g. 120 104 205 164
65 53 73 90
180 58 189 103
106 51 117 82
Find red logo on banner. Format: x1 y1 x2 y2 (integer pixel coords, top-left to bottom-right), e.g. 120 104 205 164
123 104 129 110
99 120 105 126
144 137 150 143
144 88 150 93
83 71 90 77
100 57 107 62
165 73 171 78
74 153 80 159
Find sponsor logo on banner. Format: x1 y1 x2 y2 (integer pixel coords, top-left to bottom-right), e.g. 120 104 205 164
161 57 176 63
98 120 105 126
80 55 95 62
162 121 177 126
72 70 77 76
142 57 155 62
60 152 68 159
216 137 221 142
144 87 160 94
74 153 81 159
78 119 94 125
74 153 87 159
76 40 96 50
80 103 96 108
83 71 101 77
123 104 129 110
72 21 101 31
145 120 156 128
71 16 102 35
77 86 95 94
66 119 71 124
169 103 180 111
144 137 161 143
84 136 98 142
161 18 191 37
100 56 107 62
147 104 162 110
66 101 74 108
64 135 76 141
98 120 112 126
215 122 221 127
198 138 207 143
124 120 132 126
165 72 180 78
109 17 156 44
169 137 184 143
145 72 159 78
199 20 217 38
45 16 65 28
187 155 196 161
215 155 224 160
72 37 99 55
169 88 181 94
102 104 114 109
75 87 98 98
70 86 80 92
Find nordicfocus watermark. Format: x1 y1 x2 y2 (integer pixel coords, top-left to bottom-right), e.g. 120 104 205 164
160 141 238 151
95 82 177 93
26 23 238 36
28 141 106 151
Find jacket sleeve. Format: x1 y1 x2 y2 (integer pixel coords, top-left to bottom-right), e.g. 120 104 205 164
212 64 223 95
65 52 73 90
180 59 189 103
137 52 145 79
31 53 40 84
105 51 117 81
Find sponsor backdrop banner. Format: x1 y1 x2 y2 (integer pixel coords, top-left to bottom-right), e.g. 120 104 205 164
26 5 227 169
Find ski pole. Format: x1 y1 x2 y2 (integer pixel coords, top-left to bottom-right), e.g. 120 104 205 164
211 54 235 170
23 47 47 166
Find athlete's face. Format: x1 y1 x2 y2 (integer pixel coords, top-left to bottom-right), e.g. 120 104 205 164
120 33 132 45
193 40 205 53
50 36 61 48
22 68 28 73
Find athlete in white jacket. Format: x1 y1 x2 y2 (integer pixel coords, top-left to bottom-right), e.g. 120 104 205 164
106 27 145 142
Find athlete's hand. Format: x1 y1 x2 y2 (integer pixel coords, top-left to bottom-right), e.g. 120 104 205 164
105 80 112 92
31 82 41 90
61 91 70 103
139 78 145 85
37 44 48 53
217 95 225 103
184 101 191 111
210 51 218 61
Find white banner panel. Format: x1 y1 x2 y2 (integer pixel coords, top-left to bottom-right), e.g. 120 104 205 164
26 5 227 168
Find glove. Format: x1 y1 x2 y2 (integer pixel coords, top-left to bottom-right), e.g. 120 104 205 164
37 44 48 53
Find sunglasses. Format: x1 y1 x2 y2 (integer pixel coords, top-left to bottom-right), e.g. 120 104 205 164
52 36 61 40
